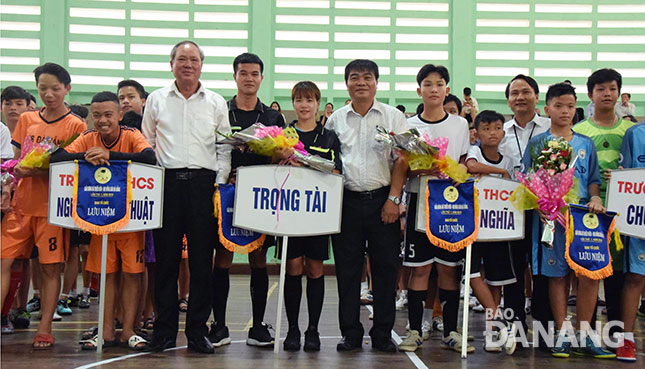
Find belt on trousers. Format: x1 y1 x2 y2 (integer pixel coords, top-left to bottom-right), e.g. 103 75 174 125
166 168 215 181
345 186 389 200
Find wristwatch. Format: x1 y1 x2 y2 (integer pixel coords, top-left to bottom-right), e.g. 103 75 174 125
388 195 401 205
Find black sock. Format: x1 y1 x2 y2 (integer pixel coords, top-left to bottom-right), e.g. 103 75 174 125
212 266 230 330
408 289 428 333
250 267 269 327
439 288 459 338
284 274 302 330
306 276 324 330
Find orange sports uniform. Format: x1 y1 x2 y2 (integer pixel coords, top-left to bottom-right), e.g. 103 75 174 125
1 110 86 263
65 126 152 274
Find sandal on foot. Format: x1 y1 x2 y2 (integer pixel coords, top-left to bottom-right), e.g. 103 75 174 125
80 326 98 342
133 328 150 341
143 318 154 330
127 334 148 351
80 335 117 351
178 298 188 313
33 333 55 350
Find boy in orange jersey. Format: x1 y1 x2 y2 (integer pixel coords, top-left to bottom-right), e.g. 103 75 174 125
51 91 156 350
1 63 86 349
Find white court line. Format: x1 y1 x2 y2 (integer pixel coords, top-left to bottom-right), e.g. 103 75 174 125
365 305 428 369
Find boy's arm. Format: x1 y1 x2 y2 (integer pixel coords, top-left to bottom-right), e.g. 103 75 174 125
587 183 603 213
466 158 510 178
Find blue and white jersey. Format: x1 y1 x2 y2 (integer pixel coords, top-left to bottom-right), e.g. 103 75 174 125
521 130 600 204
619 123 645 169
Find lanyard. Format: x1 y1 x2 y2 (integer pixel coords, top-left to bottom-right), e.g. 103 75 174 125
513 122 536 159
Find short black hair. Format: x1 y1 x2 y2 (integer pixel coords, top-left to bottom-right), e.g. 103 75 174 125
443 93 462 114
270 101 282 111
396 104 405 113
416 64 449 86
326 102 333 108
474 110 505 130
622 92 631 99
344 59 379 83
505 74 539 99
463 87 472 96
170 40 204 62
1 86 30 104
233 53 264 74
91 91 120 106
120 110 143 130
69 104 89 119
587 68 622 95
117 80 147 99
563 80 572 85
29 93 36 105
34 62 71 86
546 83 577 105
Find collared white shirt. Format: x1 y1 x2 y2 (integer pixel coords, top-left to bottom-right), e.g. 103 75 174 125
499 114 551 170
142 82 232 183
615 102 635 118
326 100 408 192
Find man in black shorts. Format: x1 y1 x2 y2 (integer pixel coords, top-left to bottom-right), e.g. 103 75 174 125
210 53 285 348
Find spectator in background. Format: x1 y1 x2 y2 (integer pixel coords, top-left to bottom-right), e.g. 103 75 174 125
396 105 406 114
27 94 38 111
117 80 147 116
69 104 89 124
271 101 287 123
443 93 462 116
344 99 351 106
615 92 635 118
461 87 478 123
585 101 595 118
319 102 333 125
121 111 143 131
1 86 31 133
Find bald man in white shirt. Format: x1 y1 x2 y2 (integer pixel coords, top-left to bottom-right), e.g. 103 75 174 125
142 40 231 354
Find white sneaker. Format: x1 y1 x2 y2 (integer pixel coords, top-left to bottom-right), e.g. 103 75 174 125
360 289 373 305
395 291 408 311
473 302 485 313
468 296 478 308
38 311 62 321
441 331 475 353
398 330 422 352
504 322 517 355
484 331 502 352
432 317 444 332
421 320 432 340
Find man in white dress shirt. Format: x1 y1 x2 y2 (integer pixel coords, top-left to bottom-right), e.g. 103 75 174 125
142 40 231 354
498 74 551 350
326 59 408 353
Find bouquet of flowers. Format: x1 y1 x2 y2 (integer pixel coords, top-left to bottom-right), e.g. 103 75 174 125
511 137 579 244
1 134 78 175
218 123 335 173
375 126 470 183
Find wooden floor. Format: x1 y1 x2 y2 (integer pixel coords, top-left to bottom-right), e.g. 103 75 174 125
1 275 643 369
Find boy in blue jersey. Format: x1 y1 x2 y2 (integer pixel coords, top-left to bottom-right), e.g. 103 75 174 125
522 83 613 359
616 122 645 362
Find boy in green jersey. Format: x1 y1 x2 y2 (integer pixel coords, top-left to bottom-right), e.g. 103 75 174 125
572 68 634 340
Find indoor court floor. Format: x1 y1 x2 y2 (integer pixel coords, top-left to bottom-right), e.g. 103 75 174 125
1 275 643 369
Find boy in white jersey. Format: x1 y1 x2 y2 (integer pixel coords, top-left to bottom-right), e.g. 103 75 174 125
466 110 517 354
399 64 471 353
